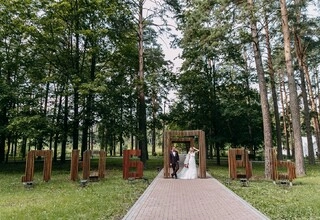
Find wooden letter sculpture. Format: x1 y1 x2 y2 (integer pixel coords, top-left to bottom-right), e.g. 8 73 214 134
70 149 106 181
123 150 143 179
22 150 53 182
270 148 296 185
228 148 252 180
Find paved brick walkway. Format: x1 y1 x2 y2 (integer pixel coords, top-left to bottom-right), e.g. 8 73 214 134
122 170 269 220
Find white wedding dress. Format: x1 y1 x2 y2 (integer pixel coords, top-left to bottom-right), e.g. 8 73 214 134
177 152 198 179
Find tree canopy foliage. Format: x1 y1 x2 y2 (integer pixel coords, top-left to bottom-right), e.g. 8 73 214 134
1 0 320 178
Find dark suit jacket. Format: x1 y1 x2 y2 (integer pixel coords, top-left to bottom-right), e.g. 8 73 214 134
169 151 179 165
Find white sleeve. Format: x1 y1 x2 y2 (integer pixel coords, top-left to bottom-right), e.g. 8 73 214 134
184 153 190 164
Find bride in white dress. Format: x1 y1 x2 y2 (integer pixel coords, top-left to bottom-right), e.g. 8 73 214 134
177 147 199 179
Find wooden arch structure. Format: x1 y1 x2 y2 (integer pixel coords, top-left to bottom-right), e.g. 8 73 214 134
163 130 206 178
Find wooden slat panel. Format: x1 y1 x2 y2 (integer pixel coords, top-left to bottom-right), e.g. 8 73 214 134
82 150 91 180
42 150 52 182
98 150 106 179
199 130 206 178
170 137 193 143
123 150 129 179
70 150 79 181
166 130 202 137
270 148 277 181
228 149 236 179
164 131 170 178
21 151 35 182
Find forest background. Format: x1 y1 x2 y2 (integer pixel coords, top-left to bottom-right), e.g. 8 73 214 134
1 0 320 180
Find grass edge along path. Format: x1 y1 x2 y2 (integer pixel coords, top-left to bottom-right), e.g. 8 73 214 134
208 162 320 220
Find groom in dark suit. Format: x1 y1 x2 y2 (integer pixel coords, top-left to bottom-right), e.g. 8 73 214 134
169 146 179 179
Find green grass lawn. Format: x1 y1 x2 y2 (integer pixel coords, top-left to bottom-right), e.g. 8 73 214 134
208 161 320 220
0 157 161 220
1 157 320 219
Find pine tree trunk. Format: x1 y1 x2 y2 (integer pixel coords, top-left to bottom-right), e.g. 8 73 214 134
54 91 63 162
73 0 80 153
138 0 148 165
280 71 291 158
294 32 314 164
293 0 315 164
264 12 283 160
151 94 156 156
0 113 6 162
279 0 305 176
61 93 68 163
242 50 255 154
315 72 320 158
247 0 273 179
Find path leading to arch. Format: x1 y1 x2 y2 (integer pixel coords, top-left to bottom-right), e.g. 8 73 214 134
122 167 269 220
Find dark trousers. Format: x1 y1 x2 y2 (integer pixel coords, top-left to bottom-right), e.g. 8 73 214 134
171 162 179 178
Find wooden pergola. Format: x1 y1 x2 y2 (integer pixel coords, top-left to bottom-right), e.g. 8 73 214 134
163 130 206 178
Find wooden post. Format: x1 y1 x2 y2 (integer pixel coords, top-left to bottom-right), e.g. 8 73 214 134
98 150 106 178
198 130 206 178
82 150 91 180
70 150 79 181
270 148 277 181
21 151 35 182
39 150 52 182
123 150 130 179
163 131 170 178
228 149 235 179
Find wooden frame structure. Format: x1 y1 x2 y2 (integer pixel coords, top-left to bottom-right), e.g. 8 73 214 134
123 149 143 179
22 150 53 182
228 148 252 180
270 149 296 185
70 149 106 181
163 130 206 178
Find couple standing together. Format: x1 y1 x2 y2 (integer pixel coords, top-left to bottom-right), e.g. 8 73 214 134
169 146 199 179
